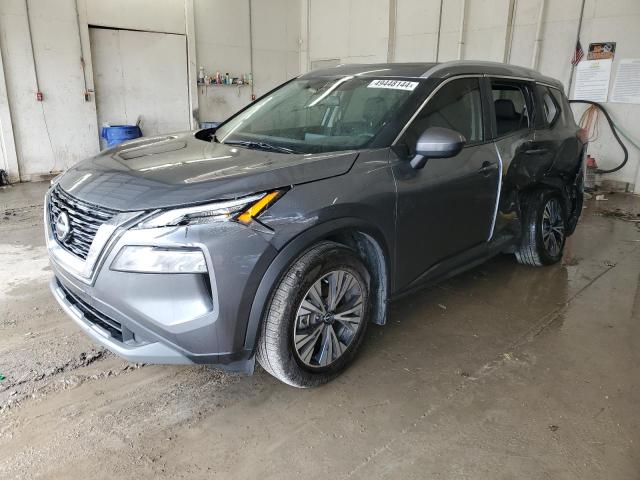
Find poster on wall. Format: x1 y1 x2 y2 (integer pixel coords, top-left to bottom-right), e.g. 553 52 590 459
587 42 616 60
611 59 640 104
572 59 613 102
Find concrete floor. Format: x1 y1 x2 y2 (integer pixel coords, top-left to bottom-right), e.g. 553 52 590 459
1 181 639 479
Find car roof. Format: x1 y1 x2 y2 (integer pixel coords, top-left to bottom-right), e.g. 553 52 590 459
300 60 564 90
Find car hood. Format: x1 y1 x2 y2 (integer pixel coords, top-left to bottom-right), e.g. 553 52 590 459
57 132 359 211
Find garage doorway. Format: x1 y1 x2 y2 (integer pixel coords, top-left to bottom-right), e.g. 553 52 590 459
89 27 191 147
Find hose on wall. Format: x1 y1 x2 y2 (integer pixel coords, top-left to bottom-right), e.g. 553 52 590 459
569 99 629 174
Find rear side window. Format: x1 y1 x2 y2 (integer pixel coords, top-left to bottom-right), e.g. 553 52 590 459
491 81 530 136
537 85 560 126
549 87 575 127
402 78 484 149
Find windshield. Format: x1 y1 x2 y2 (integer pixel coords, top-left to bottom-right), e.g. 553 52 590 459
214 77 422 154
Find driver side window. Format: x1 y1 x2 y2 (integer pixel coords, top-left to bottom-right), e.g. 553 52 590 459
401 78 484 155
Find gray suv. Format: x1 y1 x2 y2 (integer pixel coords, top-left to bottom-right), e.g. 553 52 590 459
46 61 584 387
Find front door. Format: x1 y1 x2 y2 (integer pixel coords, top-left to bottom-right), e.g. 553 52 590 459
392 77 500 291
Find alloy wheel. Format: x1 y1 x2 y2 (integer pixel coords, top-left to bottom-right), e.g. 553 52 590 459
541 198 565 257
293 270 364 368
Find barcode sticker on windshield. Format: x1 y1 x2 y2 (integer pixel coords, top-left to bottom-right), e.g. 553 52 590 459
367 79 418 91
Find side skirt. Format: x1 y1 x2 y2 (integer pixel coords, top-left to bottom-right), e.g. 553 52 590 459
389 232 516 302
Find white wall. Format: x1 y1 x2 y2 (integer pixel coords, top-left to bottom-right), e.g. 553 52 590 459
1 0 639 190
0 0 100 181
90 27 191 140
252 0 301 97
303 0 640 192
194 0 252 122
194 0 301 122
308 0 390 64
0 0 302 181
86 0 186 34
394 0 440 62
0 0 190 182
0 35 19 182
566 0 640 190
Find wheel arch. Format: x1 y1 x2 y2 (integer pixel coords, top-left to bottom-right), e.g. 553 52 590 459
515 175 581 235
244 218 392 352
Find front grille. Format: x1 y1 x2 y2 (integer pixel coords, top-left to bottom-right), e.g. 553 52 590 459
48 185 118 259
58 280 124 342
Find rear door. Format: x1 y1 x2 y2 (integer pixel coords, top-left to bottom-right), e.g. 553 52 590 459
392 77 500 290
489 78 537 236
532 85 583 177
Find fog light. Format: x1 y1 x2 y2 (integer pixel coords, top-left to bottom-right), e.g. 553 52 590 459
111 246 207 274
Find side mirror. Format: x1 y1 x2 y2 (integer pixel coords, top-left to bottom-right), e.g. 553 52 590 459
410 127 466 169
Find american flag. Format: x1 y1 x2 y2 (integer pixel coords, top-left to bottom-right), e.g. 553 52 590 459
571 40 584 65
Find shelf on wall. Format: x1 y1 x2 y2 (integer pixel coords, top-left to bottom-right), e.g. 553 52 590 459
197 83 250 87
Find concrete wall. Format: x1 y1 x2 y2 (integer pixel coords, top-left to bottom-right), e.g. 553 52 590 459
302 0 640 192
0 0 190 181
194 0 301 122
0 0 99 181
86 0 186 33
308 0 390 64
562 0 640 191
0 0 301 181
251 0 301 97
1 0 639 190
194 0 252 123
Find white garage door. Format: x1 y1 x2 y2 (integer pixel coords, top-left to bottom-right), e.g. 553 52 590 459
89 27 190 145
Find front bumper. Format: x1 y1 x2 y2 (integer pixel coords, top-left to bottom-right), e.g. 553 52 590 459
46 188 278 371
50 277 193 364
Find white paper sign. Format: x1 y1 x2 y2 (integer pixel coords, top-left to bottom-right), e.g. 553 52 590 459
573 59 613 102
611 59 640 104
368 79 418 91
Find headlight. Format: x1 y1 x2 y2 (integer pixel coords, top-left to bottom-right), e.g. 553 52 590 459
136 190 283 229
110 246 207 274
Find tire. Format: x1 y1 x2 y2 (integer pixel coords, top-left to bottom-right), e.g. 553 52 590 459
256 241 370 388
515 190 567 267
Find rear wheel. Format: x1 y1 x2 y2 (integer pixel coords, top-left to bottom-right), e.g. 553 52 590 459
515 190 566 266
256 242 370 387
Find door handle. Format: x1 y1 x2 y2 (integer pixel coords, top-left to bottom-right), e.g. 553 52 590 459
478 161 495 176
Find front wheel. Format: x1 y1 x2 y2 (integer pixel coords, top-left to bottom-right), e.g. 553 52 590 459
256 241 370 387
515 190 567 267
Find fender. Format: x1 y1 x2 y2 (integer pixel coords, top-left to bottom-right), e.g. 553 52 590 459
243 217 392 352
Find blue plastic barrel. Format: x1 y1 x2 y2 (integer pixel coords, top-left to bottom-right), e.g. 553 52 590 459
101 125 142 147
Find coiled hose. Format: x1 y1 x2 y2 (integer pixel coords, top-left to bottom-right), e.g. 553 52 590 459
568 99 628 174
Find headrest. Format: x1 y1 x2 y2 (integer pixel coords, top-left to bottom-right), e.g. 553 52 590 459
494 99 518 119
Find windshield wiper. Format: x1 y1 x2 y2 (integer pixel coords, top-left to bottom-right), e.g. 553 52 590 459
223 140 299 154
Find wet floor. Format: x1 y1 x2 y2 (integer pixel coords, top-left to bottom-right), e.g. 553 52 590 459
1 181 639 479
